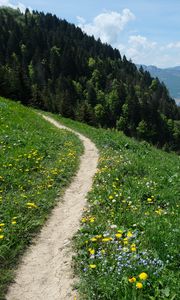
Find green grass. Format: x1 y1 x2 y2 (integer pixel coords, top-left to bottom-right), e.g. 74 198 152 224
0 98 83 299
1 100 179 299
51 114 180 300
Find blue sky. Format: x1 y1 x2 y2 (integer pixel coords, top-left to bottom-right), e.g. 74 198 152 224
1 0 180 68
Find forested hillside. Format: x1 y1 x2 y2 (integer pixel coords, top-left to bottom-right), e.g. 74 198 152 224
0 7 180 150
137 65 180 102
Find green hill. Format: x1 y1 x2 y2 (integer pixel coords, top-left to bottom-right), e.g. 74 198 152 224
137 65 180 103
53 114 180 300
0 97 179 299
0 7 180 150
0 97 83 299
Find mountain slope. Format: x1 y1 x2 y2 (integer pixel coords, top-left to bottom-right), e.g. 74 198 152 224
1 97 179 299
138 65 180 103
0 97 83 299
52 114 180 300
0 7 180 150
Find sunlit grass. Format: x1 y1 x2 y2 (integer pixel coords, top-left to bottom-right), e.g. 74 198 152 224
52 114 180 300
1 100 179 299
0 98 83 299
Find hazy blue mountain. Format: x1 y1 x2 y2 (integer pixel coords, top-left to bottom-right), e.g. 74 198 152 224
137 65 180 104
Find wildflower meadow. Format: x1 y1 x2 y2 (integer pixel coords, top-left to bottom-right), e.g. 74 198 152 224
0 97 179 299
0 98 83 299
55 115 180 300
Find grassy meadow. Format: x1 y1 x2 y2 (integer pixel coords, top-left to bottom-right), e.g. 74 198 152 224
0 97 179 300
51 114 180 300
0 98 83 299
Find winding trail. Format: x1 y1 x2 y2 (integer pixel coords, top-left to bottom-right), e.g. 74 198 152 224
7 115 99 300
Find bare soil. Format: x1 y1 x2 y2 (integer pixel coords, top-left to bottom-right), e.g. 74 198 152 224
6 115 99 300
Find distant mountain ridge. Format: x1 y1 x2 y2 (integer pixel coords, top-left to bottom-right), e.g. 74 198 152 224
137 64 180 104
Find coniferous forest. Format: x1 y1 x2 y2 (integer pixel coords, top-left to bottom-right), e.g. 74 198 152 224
0 7 180 151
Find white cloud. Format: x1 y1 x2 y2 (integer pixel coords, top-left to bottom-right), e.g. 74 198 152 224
76 9 180 67
77 9 135 44
117 43 126 52
0 0 9 5
167 42 180 49
118 35 180 68
0 0 30 13
126 47 139 59
120 34 158 64
76 16 86 24
128 35 157 49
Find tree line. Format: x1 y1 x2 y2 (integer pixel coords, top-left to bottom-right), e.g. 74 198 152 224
0 7 179 151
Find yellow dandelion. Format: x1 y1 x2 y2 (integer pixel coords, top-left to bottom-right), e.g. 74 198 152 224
11 221 17 225
89 217 95 223
0 235 4 239
95 235 102 239
127 231 133 238
139 272 148 280
88 248 95 255
147 198 153 203
102 237 112 242
26 202 38 209
128 277 136 283
89 264 96 269
115 233 122 238
90 237 97 242
81 218 87 223
136 282 143 289
123 238 128 245
0 223 5 227
155 208 163 215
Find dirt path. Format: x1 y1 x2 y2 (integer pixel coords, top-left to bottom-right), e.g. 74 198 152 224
7 115 99 300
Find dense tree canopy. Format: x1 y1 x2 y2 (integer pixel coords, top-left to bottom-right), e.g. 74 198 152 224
0 7 180 151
